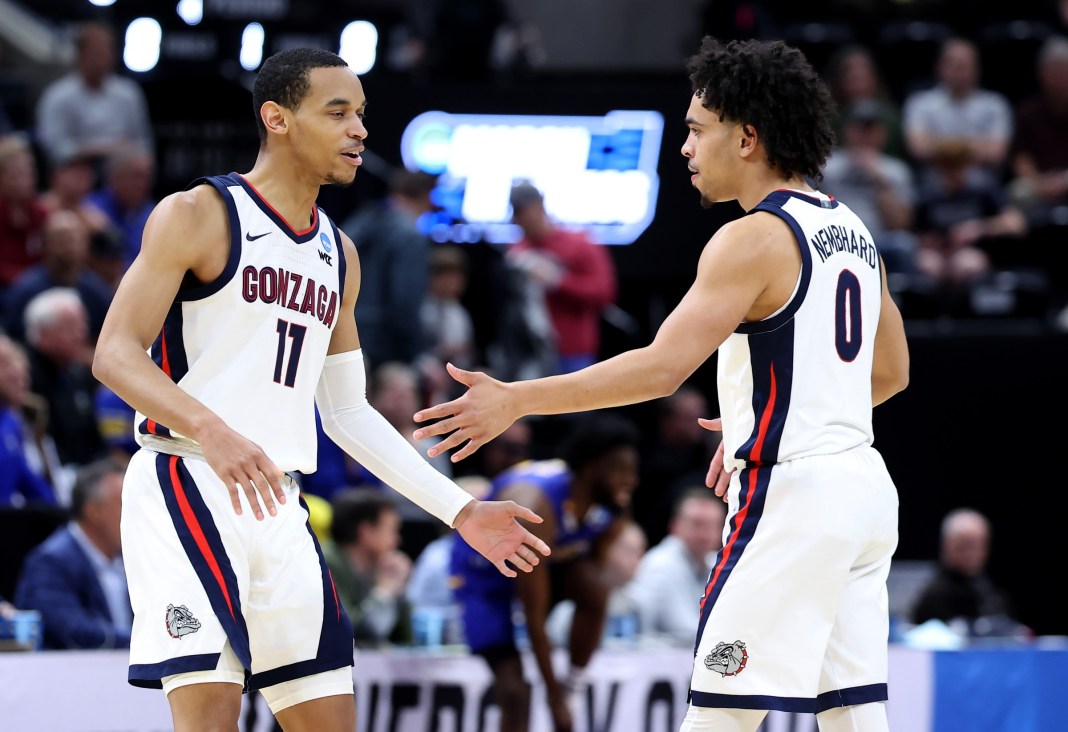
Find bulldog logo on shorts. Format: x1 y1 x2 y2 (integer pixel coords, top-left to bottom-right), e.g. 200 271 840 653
704 640 748 676
166 604 202 639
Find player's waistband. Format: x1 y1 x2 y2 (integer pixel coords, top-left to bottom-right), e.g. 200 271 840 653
137 436 301 492
138 435 207 462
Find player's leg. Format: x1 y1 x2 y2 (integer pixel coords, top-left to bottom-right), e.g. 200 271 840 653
486 652 532 732
122 451 255 725
816 702 889 732
455 586 529 732
245 492 356 728
265 668 357 732
815 448 897 732
677 704 767 732
559 557 608 670
161 641 248 731
166 682 243 732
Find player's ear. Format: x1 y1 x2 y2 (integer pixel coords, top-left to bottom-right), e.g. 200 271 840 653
738 123 758 159
260 101 288 137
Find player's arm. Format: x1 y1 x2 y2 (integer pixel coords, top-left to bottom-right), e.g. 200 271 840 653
416 215 781 461
871 258 909 406
506 484 563 699
315 233 550 573
92 186 286 519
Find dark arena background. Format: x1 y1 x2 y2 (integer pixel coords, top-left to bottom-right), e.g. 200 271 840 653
1 1 1067 730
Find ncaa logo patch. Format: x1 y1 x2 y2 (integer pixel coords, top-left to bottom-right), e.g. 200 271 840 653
166 604 202 639
320 232 333 253
704 640 748 676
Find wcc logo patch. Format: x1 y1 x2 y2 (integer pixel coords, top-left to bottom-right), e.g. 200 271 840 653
318 232 333 264
166 604 202 639
704 640 749 676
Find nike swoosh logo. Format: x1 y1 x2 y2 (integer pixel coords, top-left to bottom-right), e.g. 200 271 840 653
245 231 270 241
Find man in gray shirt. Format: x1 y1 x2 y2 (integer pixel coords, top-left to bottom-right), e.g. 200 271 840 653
903 37 1012 184
626 486 726 645
34 22 154 176
820 99 918 277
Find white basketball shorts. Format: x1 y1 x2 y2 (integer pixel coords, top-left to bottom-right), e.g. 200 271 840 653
690 444 898 714
121 448 354 692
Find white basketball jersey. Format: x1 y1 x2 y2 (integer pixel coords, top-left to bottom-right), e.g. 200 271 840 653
718 189 883 473
134 173 346 472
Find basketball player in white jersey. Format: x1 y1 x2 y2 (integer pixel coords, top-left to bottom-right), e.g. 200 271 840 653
414 37 910 732
92 48 550 732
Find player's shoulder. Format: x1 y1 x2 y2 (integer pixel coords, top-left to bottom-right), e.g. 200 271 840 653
140 183 228 263
709 208 794 258
151 183 225 229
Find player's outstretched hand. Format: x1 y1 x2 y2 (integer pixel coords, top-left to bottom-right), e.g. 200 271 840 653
199 420 286 520
698 418 732 502
413 363 518 462
454 499 551 578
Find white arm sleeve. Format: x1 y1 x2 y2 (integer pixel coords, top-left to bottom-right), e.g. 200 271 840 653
315 349 474 527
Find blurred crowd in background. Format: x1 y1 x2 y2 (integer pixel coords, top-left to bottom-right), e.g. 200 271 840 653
0 1 1055 656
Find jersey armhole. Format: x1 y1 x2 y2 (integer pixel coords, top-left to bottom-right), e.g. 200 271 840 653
175 174 244 302
736 204 812 335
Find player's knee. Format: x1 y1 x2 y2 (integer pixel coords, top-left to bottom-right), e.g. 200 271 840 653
493 673 531 709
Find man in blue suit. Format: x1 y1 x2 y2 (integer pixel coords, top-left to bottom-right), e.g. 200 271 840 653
14 457 131 649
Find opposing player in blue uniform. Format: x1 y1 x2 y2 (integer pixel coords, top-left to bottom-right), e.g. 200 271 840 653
417 36 910 732
92 48 549 732
452 414 640 732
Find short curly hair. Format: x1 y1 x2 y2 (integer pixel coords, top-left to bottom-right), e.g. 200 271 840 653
687 37 836 181
253 48 349 146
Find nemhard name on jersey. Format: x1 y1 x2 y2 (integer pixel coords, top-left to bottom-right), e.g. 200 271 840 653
810 224 878 268
241 265 339 327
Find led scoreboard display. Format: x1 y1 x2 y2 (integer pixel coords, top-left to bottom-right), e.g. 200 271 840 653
400 110 665 245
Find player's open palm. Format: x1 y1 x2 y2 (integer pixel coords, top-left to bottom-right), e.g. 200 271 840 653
413 363 518 462
456 500 551 578
199 420 286 520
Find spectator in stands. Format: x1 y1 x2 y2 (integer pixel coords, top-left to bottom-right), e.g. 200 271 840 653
913 140 1028 291
546 518 647 648
903 37 1014 186
1009 35 1068 227
910 508 1030 640
507 181 618 374
420 244 477 403
341 169 437 370
0 134 46 289
404 0 527 81
13 458 130 649
86 144 156 277
4 210 113 343
627 486 726 646
24 287 103 467
824 44 906 159
36 152 116 249
322 487 414 648
34 21 154 178
0 334 56 507
635 384 718 547
820 99 919 278
367 360 453 485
